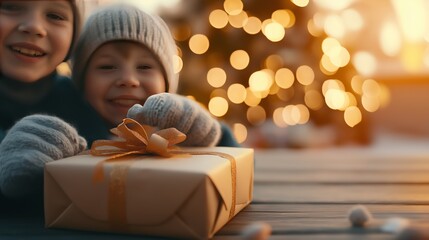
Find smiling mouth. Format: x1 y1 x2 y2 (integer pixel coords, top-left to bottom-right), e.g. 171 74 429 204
10 46 46 57
110 99 141 107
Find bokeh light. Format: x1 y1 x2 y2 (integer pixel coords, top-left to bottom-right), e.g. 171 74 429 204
230 50 250 70
208 97 229 117
189 34 210 54
207 67 227 88
209 9 229 29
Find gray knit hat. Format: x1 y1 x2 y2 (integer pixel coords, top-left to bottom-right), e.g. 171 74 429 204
71 4 178 93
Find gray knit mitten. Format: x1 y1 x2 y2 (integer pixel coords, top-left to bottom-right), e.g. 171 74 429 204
127 93 221 146
0 114 87 199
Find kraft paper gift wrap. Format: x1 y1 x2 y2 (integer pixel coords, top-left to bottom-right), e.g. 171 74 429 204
44 146 254 239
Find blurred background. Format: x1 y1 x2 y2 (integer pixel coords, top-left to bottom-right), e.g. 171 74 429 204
63 0 429 149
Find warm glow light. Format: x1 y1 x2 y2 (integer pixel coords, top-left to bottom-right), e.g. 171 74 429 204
173 55 183 73
269 82 280 95
265 54 283 70
344 106 362 127
320 54 339 74
249 70 273 92
223 0 243 16
228 84 247 104
322 79 345 95
247 106 266 126
208 97 229 117
243 16 262 34
424 47 429 67
283 105 308 125
233 123 247 143
391 0 427 42
273 107 288 127
322 37 341 54
362 79 380 97
326 46 350 67
305 89 324 110
285 9 296 28
379 83 391 107
210 88 227 99
353 51 377 76
119 0 181 13
307 19 322 37
346 92 357 107
275 68 294 89
207 67 227 88
282 105 296 125
361 80 381 112
57 62 71 76
228 11 248 28
341 9 363 31
272 10 291 28
325 89 347 110
244 88 261 106
189 34 209 54
313 12 325 30
361 95 380 112
296 104 310 124
324 14 345 39
230 50 250 70
263 21 285 42
252 88 270 99
351 75 364 94
209 9 229 29
291 0 309 7
380 21 401 57
296 65 314 85
401 42 426 71
313 0 355 11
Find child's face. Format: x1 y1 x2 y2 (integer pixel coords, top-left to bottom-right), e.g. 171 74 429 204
0 1 74 82
84 41 166 126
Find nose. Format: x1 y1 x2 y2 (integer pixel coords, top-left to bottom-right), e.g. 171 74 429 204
116 70 140 88
18 13 47 37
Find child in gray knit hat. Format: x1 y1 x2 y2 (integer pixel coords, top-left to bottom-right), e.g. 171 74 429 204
72 3 239 147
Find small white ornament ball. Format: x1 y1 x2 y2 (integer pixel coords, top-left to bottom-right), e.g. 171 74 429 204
347 204 373 227
241 222 272 240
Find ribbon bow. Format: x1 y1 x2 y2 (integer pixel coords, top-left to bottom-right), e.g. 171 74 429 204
91 118 186 182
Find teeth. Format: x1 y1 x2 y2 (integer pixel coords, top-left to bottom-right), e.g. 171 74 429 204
12 46 44 57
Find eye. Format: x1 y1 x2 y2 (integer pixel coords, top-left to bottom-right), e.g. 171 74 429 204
137 65 151 70
47 13 66 21
97 65 116 70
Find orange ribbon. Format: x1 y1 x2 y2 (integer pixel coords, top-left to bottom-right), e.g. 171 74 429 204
90 118 237 228
91 118 186 183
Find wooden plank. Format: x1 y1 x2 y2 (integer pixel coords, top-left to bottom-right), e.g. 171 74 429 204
218 203 429 238
253 184 429 204
255 169 429 183
254 149 429 172
214 234 391 240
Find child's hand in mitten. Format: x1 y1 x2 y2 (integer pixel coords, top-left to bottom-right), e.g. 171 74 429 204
127 93 221 146
0 114 87 199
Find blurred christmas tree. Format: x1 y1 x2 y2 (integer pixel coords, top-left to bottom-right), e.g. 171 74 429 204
160 0 387 147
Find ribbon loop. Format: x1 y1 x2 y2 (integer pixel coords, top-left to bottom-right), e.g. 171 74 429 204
91 118 186 158
91 118 187 182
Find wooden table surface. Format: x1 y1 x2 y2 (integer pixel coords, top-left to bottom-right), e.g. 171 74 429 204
216 141 429 240
2 135 429 239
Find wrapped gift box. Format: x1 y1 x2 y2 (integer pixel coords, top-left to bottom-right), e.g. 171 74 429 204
44 147 253 239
